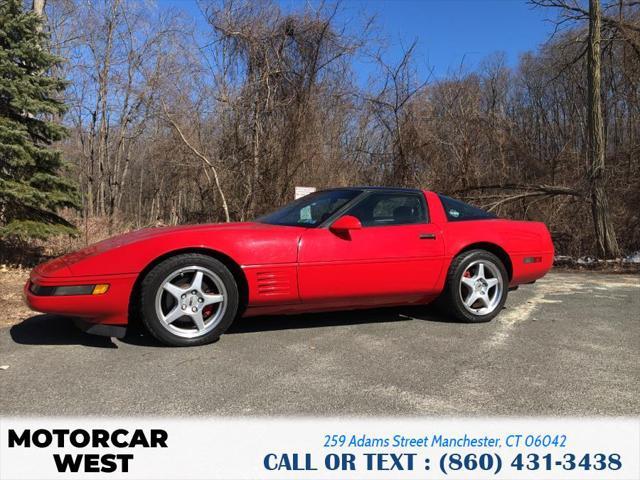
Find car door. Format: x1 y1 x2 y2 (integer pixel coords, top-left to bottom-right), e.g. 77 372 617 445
297 191 445 308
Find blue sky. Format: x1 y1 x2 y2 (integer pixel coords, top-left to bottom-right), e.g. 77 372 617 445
159 0 556 82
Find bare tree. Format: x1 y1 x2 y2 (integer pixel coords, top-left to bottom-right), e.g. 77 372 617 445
365 42 430 186
531 0 623 256
587 0 620 257
161 101 231 222
20 0 638 260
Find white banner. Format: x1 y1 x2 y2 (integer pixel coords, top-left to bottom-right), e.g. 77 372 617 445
1 417 638 479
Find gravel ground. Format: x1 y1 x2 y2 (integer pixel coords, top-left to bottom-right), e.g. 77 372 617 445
0 272 638 416
0 267 30 328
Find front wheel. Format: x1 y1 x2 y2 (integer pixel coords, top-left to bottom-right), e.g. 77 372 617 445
140 253 239 346
440 250 508 323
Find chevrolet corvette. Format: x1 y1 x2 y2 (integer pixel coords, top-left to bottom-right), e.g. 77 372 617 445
24 187 554 346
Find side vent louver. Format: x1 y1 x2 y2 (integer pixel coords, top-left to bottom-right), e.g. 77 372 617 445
256 271 291 296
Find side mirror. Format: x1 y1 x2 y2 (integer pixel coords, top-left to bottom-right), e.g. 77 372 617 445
330 215 362 232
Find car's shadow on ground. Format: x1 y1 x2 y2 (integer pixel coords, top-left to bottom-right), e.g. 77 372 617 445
10 314 118 348
122 304 459 347
8 306 458 348
227 305 455 334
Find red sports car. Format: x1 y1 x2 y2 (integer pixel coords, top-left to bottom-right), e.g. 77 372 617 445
24 187 554 346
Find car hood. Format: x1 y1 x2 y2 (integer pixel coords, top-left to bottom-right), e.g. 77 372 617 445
35 222 285 277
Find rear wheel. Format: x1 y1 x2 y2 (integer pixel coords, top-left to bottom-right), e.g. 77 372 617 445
440 249 508 323
140 253 239 346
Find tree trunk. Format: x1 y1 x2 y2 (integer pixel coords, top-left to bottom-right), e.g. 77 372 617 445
32 0 45 17
587 0 620 258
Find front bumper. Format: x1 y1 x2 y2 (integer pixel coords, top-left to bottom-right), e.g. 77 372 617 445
24 271 138 328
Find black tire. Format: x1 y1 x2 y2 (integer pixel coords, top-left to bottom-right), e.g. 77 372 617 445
140 253 239 346
438 249 508 323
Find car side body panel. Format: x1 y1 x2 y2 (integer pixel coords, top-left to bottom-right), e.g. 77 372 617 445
438 219 554 287
296 223 445 302
26 223 305 325
424 189 554 288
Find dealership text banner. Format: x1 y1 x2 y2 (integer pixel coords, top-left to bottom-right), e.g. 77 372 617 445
1 418 638 479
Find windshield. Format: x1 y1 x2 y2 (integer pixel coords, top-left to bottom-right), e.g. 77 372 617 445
257 189 362 227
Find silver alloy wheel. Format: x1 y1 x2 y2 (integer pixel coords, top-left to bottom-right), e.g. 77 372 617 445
154 266 227 339
458 260 503 316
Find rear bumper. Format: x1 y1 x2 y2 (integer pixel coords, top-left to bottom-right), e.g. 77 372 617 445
24 271 137 326
510 251 554 286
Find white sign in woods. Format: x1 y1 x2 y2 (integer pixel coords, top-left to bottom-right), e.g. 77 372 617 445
295 186 316 199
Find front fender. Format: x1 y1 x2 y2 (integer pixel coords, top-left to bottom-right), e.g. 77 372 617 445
65 226 302 277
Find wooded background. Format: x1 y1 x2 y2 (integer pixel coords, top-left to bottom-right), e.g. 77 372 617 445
4 0 640 262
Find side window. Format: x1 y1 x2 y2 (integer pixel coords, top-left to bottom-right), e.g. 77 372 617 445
345 192 427 227
298 196 353 225
438 194 497 221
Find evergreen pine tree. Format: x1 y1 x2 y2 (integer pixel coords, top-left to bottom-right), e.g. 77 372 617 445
0 0 78 240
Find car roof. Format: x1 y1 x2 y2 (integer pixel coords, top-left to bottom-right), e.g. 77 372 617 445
321 186 425 194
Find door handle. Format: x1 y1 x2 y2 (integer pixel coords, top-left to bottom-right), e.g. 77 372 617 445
419 233 436 240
